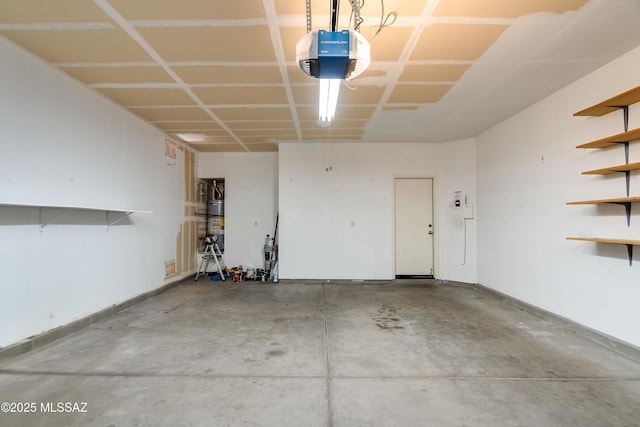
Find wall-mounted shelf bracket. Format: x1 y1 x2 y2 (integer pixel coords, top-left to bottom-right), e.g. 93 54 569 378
611 201 633 226
567 237 639 266
619 141 630 196
607 140 631 164
625 244 634 266
608 105 630 132
625 170 631 197
567 197 640 226
40 207 73 231
107 211 133 229
624 141 630 164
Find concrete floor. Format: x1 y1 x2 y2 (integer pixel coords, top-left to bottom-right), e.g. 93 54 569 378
1 280 640 426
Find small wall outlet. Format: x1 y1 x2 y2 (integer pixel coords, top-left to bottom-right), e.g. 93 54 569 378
464 204 474 219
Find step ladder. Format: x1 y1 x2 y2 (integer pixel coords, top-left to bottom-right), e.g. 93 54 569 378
195 234 226 281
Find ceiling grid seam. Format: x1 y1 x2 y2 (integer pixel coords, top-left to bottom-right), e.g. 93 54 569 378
0 22 115 30
53 61 159 67
93 0 251 152
262 0 303 141
366 0 443 131
129 18 268 27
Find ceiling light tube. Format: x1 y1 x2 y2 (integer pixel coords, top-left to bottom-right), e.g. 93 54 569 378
318 78 341 125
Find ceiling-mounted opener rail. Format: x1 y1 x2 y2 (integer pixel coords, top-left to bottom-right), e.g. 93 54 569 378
306 0 363 34
347 0 363 32
306 0 312 33
330 0 339 31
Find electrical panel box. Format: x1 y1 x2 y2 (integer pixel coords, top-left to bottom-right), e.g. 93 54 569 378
464 204 474 219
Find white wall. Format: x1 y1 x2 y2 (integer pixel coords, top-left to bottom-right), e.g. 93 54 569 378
198 152 278 271
477 45 640 347
0 37 189 347
278 141 477 281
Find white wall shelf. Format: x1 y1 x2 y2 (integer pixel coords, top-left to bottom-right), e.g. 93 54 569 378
0 202 152 231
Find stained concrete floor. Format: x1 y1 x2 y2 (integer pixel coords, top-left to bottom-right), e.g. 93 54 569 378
1 279 640 426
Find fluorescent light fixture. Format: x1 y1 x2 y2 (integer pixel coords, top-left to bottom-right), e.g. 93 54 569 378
175 133 206 142
318 79 341 126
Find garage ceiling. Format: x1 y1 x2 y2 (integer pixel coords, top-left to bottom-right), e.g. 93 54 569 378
1 0 640 152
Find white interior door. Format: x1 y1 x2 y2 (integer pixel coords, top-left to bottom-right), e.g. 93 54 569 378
395 178 434 276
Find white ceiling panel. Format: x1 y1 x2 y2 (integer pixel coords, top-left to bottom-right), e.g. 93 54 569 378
1 0 639 152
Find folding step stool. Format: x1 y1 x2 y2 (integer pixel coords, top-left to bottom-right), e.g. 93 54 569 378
195 234 226 281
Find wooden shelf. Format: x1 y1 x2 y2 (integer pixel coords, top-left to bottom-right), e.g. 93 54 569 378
567 196 640 226
574 86 640 117
582 161 640 175
566 196 640 205
566 237 640 265
567 237 640 245
576 128 640 149
571 87 640 264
